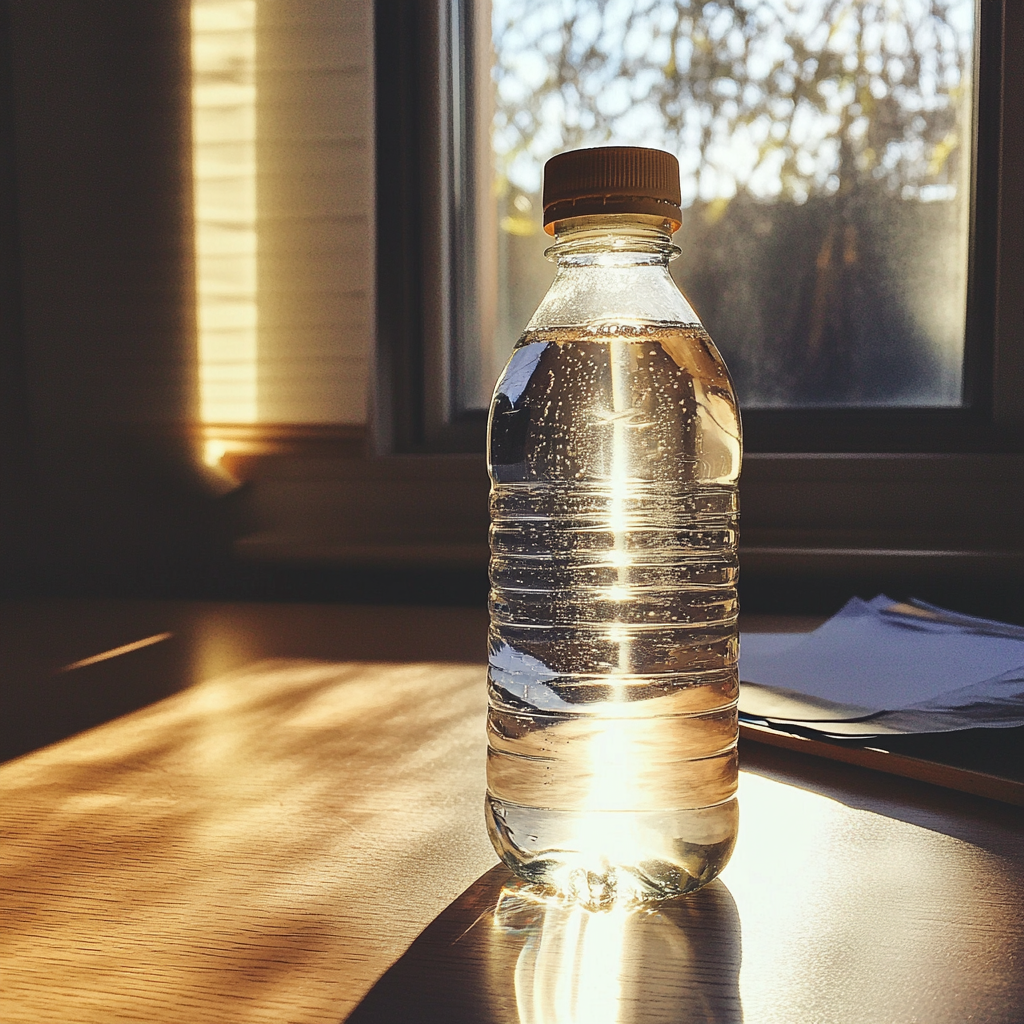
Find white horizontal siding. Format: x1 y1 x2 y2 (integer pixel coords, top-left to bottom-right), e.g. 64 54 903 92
254 0 374 424
194 0 375 426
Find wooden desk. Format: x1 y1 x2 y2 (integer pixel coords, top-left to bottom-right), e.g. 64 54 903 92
2 602 1022 1023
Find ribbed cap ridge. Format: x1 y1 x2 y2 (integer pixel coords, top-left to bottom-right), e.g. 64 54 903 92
542 146 682 233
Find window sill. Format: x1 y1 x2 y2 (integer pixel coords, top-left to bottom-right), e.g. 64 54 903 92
220 441 1024 580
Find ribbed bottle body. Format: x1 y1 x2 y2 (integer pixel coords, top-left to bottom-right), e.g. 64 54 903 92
486 323 741 907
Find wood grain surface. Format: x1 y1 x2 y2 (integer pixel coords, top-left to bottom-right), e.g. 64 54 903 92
1 658 497 1023
2 602 1023 1023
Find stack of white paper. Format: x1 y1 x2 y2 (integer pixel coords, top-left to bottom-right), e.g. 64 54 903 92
739 596 1024 738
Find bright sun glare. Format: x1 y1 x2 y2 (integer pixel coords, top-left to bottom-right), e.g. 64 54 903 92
499 887 631 1024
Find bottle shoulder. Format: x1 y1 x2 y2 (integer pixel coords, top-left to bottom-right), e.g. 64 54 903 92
525 259 700 332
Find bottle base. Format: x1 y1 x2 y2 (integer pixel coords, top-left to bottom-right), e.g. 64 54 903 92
486 794 738 909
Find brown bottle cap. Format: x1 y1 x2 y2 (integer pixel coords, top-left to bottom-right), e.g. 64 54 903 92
542 146 682 234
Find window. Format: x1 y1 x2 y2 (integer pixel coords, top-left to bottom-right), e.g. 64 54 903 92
481 0 976 416
373 0 1022 586
377 0 1020 455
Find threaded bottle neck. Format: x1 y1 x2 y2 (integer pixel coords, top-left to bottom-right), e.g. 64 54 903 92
545 214 681 267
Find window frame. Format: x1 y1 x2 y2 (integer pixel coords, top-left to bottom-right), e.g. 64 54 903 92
372 0 1024 578
376 0 1021 450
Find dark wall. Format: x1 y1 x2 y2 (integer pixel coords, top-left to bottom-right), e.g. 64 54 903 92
0 0 226 595
0 2 31 585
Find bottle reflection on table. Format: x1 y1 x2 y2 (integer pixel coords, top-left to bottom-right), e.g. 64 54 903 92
489 879 742 1024
345 866 741 1024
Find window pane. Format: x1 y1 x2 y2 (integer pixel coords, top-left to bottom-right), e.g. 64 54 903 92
460 0 975 412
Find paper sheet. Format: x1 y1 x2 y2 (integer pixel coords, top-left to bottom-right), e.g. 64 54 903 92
739 597 1024 712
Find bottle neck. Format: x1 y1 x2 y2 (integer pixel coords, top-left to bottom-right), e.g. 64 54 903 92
545 214 680 267
526 215 698 333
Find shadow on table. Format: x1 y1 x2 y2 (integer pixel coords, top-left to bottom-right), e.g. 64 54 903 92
345 864 743 1024
0 601 490 763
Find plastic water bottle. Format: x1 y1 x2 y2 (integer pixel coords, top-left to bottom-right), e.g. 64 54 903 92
485 147 741 907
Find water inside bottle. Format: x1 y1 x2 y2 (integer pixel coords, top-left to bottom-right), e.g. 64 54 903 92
487 322 741 908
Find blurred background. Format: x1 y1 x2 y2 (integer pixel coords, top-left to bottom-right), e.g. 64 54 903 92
476 0 973 412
